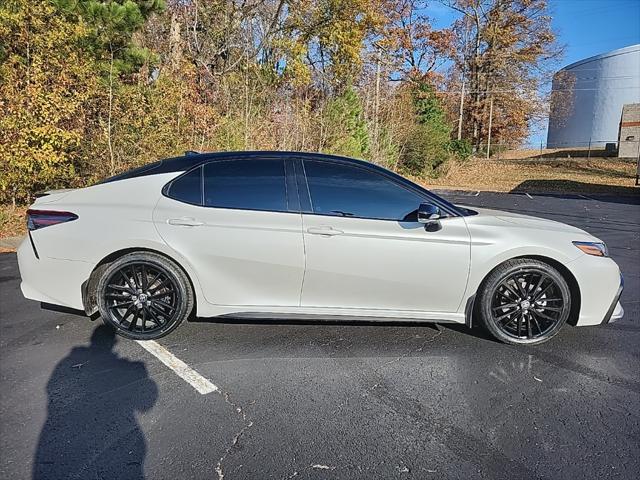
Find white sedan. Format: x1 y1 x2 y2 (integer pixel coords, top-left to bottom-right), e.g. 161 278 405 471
17 151 624 344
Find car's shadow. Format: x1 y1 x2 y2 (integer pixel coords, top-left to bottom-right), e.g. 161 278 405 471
182 314 633 359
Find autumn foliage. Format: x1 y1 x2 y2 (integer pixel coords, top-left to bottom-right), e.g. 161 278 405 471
0 0 560 205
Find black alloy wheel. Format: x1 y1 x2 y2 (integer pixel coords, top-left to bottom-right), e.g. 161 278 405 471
97 252 193 340
478 259 571 345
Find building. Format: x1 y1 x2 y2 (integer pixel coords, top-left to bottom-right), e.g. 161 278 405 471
618 103 640 158
547 44 640 149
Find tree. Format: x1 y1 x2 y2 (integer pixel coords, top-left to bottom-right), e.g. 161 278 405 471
283 0 384 91
378 0 455 83
443 0 562 150
54 0 166 174
0 0 98 205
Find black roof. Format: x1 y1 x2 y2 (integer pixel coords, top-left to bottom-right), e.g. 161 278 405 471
99 151 380 184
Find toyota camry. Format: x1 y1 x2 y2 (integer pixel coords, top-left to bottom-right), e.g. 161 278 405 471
17 151 624 344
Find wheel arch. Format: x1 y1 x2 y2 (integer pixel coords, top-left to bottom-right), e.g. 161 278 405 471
82 247 199 318
471 254 581 327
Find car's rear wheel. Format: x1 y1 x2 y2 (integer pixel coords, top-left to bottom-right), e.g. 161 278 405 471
96 252 193 340
477 258 571 345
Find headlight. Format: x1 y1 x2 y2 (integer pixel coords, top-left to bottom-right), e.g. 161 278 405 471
573 241 608 257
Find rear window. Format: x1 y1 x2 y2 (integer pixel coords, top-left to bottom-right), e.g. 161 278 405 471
166 166 203 205
202 159 287 212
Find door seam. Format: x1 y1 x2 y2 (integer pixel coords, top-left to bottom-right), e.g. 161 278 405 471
298 213 308 307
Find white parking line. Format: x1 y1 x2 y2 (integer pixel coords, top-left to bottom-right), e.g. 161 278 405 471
525 193 533 199
136 340 218 395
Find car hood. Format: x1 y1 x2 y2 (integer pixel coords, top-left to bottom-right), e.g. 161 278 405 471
460 206 597 239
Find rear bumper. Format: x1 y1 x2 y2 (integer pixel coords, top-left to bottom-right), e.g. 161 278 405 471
17 237 93 311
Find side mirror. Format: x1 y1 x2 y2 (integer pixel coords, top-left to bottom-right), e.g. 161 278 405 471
417 203 441 224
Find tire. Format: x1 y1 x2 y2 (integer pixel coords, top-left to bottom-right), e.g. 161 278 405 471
477 258 571 345
96 252 194 340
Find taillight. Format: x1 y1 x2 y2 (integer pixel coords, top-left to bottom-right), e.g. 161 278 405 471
26 209 78 231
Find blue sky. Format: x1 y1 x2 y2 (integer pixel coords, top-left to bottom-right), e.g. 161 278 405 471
550 0 640 68
429 0 640 145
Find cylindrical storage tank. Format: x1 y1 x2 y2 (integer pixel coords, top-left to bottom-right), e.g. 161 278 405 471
547 44 640 148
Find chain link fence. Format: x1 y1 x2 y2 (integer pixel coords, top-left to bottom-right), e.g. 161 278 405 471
469 139 640 161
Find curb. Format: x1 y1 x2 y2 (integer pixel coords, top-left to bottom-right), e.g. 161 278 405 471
431 189 481 196
431 188 639 199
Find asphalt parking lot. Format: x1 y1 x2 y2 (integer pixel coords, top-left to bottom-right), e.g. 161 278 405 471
1 191 639 480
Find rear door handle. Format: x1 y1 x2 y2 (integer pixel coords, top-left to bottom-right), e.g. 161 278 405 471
167 217 204 227
306 226 344 236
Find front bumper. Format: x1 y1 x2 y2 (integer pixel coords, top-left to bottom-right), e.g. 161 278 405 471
602 274 624 324
567 253 624 326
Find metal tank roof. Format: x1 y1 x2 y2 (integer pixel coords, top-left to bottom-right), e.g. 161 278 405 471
559 44 640 71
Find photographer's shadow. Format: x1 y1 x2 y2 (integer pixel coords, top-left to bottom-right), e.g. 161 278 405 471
33 324 158 480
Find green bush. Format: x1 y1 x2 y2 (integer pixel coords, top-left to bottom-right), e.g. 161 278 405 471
323 87 369 159
402 123 450 177
448 138 472 160
398 82 451 177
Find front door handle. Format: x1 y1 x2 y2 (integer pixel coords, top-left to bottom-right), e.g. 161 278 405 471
167 217 204 227
306 226 344 236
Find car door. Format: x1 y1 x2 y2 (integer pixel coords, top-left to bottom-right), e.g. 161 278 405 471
298 158 471 313
153 157 305 307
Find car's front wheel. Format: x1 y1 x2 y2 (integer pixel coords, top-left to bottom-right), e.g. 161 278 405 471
477 258 571 345
96 252 194 340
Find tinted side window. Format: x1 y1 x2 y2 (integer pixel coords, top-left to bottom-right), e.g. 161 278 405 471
304 161 424 221
167 166 203 205
203 159 287 211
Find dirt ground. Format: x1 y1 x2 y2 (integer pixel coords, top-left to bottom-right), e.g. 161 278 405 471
422 157 638 194
0 206 26 244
